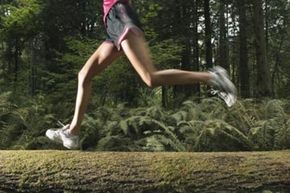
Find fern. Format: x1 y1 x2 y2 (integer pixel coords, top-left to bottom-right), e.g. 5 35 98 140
129 107 147 116
177 120 205 151
145 105 167 121
181 100 200 119
143 134 185 152
119 116 146 137
199 98 228 120
142 135 167 151
95 135 132 151
265 100 287 120
24 136 62 150
273 121 290 149
170 110 188 123
248 120 275 150
2 96 290 151
194 120 252 151
80 115 103 150
224 100 257 134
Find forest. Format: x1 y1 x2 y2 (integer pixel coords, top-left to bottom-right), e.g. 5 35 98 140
0 0 290 151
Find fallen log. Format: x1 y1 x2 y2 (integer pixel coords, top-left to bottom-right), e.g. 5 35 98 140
0 150 290 193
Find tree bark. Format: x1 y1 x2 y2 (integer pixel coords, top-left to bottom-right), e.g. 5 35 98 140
181 41 194 98
161 86 168 108
14 37 20 82
253 0 272 97
218 0 229 71
237 0 250 98
192 0 200 96
173 2 194 101
265 0 269 54
1 151 290 193
204 0 213 69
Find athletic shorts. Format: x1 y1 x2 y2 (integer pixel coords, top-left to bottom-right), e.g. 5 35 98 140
105 2 143 50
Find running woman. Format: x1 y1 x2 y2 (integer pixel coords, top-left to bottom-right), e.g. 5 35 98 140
46 0 237 149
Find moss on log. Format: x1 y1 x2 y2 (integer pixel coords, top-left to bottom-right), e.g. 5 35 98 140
0 151 290 193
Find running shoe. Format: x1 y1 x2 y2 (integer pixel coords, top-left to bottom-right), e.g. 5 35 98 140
46 122 80 150
209 66 237 107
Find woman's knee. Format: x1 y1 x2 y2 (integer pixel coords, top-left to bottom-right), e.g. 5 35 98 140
78 56 106 85
143 73 158 88
78 69 93 86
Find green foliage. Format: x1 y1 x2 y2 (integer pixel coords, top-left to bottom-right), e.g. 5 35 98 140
1 0 42 38
194 120 252 151
249 120 275 150
61 37 100 67
24 136 62 150
1 0 290 152
0 92 56 149
0 92 26 149
2 77 290 153
264 99 287 120
71 99 290 152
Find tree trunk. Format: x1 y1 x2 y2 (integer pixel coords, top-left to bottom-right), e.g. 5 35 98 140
161 86 168 108
173 2 194 102
218 0 229 71
272 37 284 97
14 37 20 82
30 39 37 96
181 41 194 98
237 0 250 98
204 0 213 69
253 0 272 97
229 5 239 85
1 151 290 193
192 0 200 96
265 0 269 54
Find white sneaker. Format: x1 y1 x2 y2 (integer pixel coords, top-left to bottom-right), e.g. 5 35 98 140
209 66 237 107
46 123 80 150
210 89 236 107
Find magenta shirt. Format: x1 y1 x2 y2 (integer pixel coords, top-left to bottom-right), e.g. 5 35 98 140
103 0 129 23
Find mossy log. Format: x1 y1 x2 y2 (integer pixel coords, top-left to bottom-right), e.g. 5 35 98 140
1 151 290 193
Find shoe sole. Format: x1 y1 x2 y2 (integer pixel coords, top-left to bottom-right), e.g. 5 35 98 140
210 89 236 107
211 66 235 92
60 132 80 150
217 91 236 107
46 130 63 144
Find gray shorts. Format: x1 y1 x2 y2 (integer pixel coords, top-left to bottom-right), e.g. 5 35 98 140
105 2 143 50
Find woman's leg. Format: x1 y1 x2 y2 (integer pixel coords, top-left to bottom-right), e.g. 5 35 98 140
68 41 123 135
121 31 236 107
121 31 212 88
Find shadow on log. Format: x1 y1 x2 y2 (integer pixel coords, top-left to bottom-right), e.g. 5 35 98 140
0 150 290 193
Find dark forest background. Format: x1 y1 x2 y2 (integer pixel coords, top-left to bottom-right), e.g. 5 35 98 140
0 0 290 151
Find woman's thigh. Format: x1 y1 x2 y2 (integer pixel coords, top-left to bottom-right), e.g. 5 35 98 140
79 41 123 79
120 32 156 82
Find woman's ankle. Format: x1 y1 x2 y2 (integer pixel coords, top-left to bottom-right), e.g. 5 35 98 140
68 124 80 135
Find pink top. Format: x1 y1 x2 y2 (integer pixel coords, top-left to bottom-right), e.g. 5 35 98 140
103 0 129 23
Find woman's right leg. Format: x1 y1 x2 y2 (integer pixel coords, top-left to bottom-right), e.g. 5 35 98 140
121 32 212 87
121 31 236 107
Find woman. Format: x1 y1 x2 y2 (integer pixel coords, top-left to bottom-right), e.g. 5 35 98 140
46 0 237 149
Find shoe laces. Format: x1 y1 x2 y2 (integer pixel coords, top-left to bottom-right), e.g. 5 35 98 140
210 89 235 107
57 120 65 127
56 121 70 133
210 89 219 95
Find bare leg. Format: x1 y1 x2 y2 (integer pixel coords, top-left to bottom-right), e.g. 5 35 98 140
68 42 123 135
121 32 212 88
